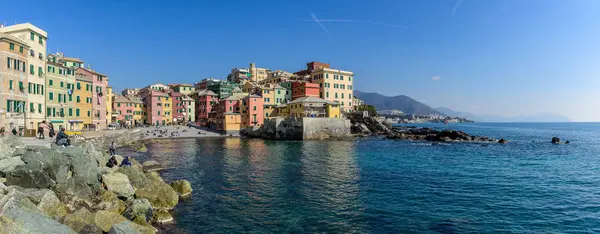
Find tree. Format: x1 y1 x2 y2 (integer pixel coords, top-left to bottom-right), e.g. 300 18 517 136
356 105 378 116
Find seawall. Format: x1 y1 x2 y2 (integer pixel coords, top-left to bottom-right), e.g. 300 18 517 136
244 117 352 140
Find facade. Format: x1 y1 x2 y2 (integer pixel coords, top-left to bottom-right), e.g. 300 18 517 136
249 63 269 82
139 88 165 126
292 81 320 100
106 86 113 124
169 91 184 123
243 95 264 127
286 96 341 118
112 95 134 125
182 95 195 122
279 81 293 104
130 97 145 125
78 67 108 130
45 54 74 129
0 33 30 131
309 67 354 112
169 84 195 95
122 88 140 97
226 68 251 83
207 80 240 99
194 90 218 126
73 71 93 130
0 23 48 130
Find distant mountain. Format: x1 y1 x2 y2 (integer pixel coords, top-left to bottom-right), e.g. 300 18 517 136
354 91 440 115
435 107 571 122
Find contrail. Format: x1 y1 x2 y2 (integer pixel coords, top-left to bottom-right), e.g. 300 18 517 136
304 19 403 28
452 0 464 16
311 13 331 36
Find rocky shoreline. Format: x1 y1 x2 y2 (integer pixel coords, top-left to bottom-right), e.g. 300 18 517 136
348 115 504 143
0 131 191 233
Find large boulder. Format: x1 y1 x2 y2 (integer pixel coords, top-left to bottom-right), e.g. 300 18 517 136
36 189 69 219
80 224 103 234
0 156 25 176
123 198 153 223
92 210 128 232
62 207 94 233
117 165 148 188
551 137 561 144
135 173 178 210
102 172 135 198
108 220 155 234
92 189 126 214
0 135 20 160
152 209 174 223
0 190 76 234
170 180 192 197
142 160 164 172
6 165 56 189
54 175 94 202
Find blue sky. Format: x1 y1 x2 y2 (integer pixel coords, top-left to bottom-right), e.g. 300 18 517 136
2 0 600 121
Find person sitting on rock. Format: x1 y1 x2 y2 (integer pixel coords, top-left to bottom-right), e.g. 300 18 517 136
106 155 118 168
55 127 71 147
120 156 132 167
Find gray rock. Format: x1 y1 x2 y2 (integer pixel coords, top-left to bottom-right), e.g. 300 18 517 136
135 174 178 210
0 135 20 160
123 198 153 223
170 180 193 197
0 156 25 176
117 165 148 188
102 172 135 198
36 189 68 219
92 210 128 232
142 160 164 172
80 224 103 234
92 189 126 214
108 221 142 234
6 165 56 189
0 190 76 234
62 207 94 233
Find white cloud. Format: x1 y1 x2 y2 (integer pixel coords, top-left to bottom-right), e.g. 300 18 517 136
432 76 441 81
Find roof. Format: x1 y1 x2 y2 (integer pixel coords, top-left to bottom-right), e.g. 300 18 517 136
288 96 337 105
113 95 131 103
0 33 29 47
223 112 241 115
196 89 217 96
129 97 144 104
273 84 285 89
62 57 84 63
248 94 261 98
224 96 241 101
232 87 242 92
0 23 48 38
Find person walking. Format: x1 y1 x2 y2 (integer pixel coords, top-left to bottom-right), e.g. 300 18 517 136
109 141 117 156
48 123 55 138
38 121 48 139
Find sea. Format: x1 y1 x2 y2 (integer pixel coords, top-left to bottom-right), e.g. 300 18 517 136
124 122 600 233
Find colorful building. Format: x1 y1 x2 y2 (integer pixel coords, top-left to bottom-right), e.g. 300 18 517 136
112 95 134 125
182 95 195 122
286 96 341 118
0 33 30 131
0 23 48 130
122 88 140 97
242 95 264 127
169 84 195 95
130 96 145 125
309 66 354 112
73 71 93 130
169 91 183 123
77 67 108 130
45 54 73 129
292 81 320 100
106 86 113 124
194 90 218 126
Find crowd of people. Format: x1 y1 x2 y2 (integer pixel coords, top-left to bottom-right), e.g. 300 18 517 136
36 121 71 147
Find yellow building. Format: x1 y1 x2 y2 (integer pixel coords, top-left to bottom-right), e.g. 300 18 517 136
106 86 113 124
273 104 290 118
249 63 269 82
169 84 195 96
223 113 241 133
73 74 93 130
130 97 145 125
310 67 354 112
163 94 172 124
286 96 341 118
263 105 276 119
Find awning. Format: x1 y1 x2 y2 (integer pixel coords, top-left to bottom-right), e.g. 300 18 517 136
50 120 64 123
68 120 83 123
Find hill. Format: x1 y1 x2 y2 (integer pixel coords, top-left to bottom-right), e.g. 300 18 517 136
435 107 571 122
353 91 440 115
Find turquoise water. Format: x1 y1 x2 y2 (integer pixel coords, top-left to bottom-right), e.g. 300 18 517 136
128 123 600 233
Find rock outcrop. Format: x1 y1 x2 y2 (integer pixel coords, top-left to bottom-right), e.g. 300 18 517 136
0 130 190 232
170 180 193 197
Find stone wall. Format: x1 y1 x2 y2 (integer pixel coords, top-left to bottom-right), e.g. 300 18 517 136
243 117 350 140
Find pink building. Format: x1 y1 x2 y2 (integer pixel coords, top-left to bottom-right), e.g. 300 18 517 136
112 95 134 125
216 96 240 130
194 90 218 126
77 68 108 129
244 94 264 127
140 88 167 126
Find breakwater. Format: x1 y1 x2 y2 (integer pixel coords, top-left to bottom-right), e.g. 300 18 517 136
0 131 191 233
